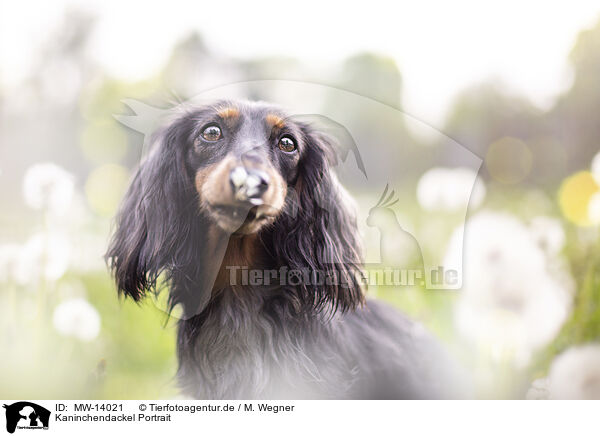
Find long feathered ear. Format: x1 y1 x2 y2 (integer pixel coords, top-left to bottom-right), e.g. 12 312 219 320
272 127 365 313
106 122 198 303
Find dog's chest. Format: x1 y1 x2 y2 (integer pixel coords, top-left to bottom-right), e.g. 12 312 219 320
179 300 357 399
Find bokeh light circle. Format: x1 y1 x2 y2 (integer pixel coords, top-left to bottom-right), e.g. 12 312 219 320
85 164 130 217
485 137 533 184
558 171 600 226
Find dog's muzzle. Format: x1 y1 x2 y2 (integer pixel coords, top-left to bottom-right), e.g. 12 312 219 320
229 166 270 205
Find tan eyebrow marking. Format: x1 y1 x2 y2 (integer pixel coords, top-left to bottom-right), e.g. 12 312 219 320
265 114 285 129
216 106 240 120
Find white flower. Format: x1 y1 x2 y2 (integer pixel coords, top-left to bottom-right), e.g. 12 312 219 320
588 192 600 224
526 378 550 400
548 344 600 399
52 298 101 342
417 167 485 211
445 211 572 366
528 216 566 255
591 151 600 185
13 233 70 285
23 163 74 216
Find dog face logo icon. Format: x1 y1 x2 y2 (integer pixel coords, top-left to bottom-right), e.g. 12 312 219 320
2 402 50 434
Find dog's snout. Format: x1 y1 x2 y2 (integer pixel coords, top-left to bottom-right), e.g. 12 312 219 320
241 150 265 165
229 166 270 203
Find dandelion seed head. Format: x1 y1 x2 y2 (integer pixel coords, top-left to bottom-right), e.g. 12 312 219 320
529 216 566 255
52 298 101 342
23 163 75 216
417 167 485 212
549 344 600 399
14 233 70 285
445 211 571 365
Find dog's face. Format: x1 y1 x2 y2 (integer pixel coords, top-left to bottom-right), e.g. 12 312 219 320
188 102 305 234
108 99 364 312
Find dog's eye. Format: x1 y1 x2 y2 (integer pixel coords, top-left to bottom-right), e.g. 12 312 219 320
201 125 222 142
278 136 297 153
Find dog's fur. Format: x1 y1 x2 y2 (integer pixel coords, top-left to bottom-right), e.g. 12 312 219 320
107 100 462 399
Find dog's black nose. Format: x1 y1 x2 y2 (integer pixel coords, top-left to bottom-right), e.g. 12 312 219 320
229 166 270 202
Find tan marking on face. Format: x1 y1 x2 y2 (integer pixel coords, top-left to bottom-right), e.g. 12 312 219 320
216 106 240 128
217 106 239 120
195 156 288 234
194 158 235 208
259 167 287 212
265 113 285 130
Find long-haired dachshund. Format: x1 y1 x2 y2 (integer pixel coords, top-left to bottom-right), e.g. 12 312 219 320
107 100 463 399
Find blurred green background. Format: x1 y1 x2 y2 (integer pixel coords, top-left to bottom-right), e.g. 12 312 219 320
2 8 600 399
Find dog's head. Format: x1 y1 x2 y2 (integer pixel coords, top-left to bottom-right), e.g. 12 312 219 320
190 102 304 234
107 100 363 315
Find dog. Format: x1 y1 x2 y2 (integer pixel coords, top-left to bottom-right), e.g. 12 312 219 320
107 100 464 399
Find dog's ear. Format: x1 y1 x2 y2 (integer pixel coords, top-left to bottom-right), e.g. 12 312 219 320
273 127 365 312
106 122 196 302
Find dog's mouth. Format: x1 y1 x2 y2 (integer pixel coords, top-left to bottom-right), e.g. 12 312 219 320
211 204 270 221
207 202 279 233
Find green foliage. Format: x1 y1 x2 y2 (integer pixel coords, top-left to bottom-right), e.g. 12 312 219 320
0 273 178 399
